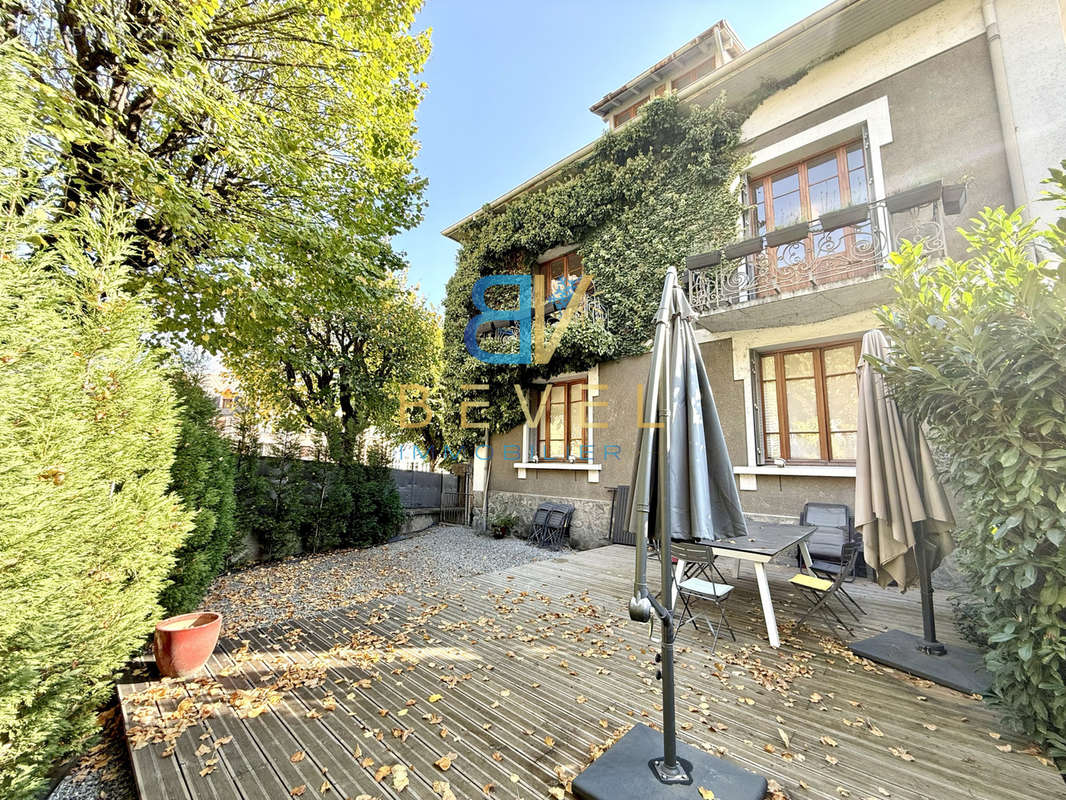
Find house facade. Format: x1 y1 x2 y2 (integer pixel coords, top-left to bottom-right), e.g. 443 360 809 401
444 0 1066 548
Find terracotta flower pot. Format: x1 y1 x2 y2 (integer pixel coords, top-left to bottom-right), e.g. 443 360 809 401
153 612 221 678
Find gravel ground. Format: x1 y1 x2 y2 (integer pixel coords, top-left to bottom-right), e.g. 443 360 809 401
205 524 551 636
48 525 551 800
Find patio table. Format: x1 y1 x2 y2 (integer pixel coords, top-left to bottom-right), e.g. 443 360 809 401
672 521 815 648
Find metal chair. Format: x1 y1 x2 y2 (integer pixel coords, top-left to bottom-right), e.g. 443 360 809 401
672 542 736 653
790 541 865 636
529 502 574 549
796 502 868 581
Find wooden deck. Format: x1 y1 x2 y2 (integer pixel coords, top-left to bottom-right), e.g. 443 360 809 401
118 544 1063 799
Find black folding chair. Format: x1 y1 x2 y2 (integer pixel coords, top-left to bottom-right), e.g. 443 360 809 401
797 502 868 581
790 542 865 636
529 502 574 550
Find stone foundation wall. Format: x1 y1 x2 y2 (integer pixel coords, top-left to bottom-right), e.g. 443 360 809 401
482 490 612 550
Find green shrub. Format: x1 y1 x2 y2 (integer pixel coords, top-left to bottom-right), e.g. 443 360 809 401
261 432 307 559
0 188 192 796
877 175 1066 763
345 447 404 548
231 434 403 560
159 371 237 615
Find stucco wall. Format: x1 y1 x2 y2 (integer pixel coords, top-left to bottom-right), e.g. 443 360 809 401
996 0 1066 226
483 340 859 546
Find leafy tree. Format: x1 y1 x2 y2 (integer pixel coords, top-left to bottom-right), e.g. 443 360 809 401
877 169 1066 765
8 0 430 357
229 272 443 461
0 68 192 794
159 369 237 615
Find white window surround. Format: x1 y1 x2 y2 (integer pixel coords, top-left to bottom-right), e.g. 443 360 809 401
734 465 857 478
708 309 880 472
746 95 892 207
517 364 602 482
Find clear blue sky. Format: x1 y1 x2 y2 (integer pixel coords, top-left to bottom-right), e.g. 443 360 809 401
394 0 830 306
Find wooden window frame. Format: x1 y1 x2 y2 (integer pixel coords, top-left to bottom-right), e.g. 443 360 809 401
535 378 589 461
541 252 585 301
758 340 862 465
612 95 649 127
748 140 867 239
671 56 715 92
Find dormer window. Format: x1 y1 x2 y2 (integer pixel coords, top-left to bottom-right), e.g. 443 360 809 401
612 96 649 127
671 56 716 92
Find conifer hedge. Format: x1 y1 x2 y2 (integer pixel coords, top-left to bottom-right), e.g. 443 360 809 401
878 170 1066 766
0 196 193 797
1 55 192 791
160 372 237 615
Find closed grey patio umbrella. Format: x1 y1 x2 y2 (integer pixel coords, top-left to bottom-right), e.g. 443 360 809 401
572 267 766 800
850 329 989 695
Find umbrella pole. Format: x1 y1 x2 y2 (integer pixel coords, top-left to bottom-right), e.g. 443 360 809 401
914 521 947 655
653 293 688 784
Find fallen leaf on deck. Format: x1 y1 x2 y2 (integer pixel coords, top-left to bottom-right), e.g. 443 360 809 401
435 752 457 770
889 747 914 762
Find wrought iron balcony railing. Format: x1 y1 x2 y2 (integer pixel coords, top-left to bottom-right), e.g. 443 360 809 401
686 181 959 315
477 294 609 340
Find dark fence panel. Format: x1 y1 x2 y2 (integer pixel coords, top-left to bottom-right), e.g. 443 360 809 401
390 469 458 510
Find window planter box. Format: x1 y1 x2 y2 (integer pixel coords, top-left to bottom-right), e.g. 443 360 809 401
764 221 811 248
686 249 722 270
886 180 942 214
941 183 967 216
723 237 764 260
818 203 869 231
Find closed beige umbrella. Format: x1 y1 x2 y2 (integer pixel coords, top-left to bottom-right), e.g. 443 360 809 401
855 328 954 590
850 330 988 695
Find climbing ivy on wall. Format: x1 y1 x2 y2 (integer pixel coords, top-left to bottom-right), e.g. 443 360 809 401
440 95 746 451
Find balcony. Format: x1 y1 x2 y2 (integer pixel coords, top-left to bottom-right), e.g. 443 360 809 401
685 181 961 332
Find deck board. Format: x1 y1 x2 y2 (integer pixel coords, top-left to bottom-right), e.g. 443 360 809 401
119 544 1063 799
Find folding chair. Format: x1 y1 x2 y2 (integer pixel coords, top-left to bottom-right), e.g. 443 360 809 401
529 502 574 550
529 505 551 547
672 542 736 653
790 542 865 636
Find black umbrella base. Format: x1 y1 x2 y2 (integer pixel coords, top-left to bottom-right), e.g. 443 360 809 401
572 724 767 800
850 629 991 696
